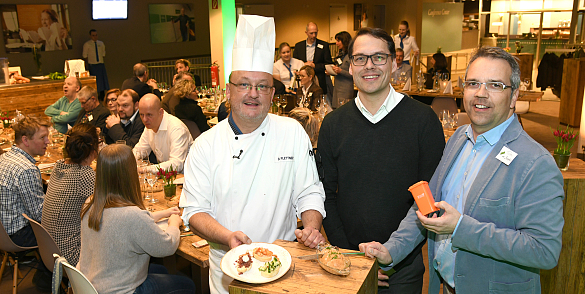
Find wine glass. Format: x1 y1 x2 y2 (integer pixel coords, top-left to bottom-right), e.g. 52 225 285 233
146 171 158 205
274 94 281 114
280 95 288 113
442 73 450 81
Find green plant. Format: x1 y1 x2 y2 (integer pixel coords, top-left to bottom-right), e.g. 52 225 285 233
157 165 178 186
551 125 578 155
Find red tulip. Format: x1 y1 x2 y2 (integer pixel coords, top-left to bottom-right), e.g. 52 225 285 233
554 130 560 137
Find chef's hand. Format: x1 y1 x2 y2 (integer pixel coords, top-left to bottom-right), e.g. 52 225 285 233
105 114 121 129
416 201 460 235
295 227 325 248
359 241 392 265
228 231 252 249
378 269 389 287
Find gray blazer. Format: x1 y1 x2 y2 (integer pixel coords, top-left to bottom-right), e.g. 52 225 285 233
386 116 564 294
331 54 354 108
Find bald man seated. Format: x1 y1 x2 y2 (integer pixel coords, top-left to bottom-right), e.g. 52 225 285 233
133 94 193 173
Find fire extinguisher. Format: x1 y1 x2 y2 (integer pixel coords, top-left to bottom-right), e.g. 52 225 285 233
210 62 220 87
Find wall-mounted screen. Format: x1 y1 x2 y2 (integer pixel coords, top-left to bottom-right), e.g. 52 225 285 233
92 0 128 20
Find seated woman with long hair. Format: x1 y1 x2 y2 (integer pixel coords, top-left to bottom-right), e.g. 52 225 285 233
42 123 98 267
172 78 210 134
296 65 324 111
78 144 195 294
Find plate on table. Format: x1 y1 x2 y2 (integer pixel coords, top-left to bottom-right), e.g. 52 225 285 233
31 76 50 80
220 242 292 284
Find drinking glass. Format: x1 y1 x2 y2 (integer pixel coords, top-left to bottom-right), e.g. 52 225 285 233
442 73 450 81
523 78 531 90
274 94 281 114
146 171 158 204
280 95 288 113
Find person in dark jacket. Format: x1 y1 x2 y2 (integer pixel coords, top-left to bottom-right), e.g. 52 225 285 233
103 89 145 147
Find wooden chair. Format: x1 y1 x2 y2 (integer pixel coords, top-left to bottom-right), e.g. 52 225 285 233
0 220 38 294
431 96 458 119
454 112 471 127
180 119 201 140
53 254 98 294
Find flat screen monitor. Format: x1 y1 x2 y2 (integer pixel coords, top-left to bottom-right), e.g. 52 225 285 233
92 0 128 20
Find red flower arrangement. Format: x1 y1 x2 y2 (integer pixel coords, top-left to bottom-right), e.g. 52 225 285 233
1 111 12 127
157 165 178 186
551 126 578 155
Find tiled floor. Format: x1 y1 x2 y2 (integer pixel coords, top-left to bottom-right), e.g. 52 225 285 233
1 98 566 294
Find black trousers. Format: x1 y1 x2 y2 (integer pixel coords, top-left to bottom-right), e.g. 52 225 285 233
378 251 425 294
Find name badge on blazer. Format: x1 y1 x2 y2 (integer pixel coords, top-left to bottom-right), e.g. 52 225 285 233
88 114 93 121
495 146 517 165
317 44 323 49
276 156 294 162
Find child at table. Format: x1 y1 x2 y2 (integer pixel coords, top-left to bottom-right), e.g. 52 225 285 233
77 144 195 294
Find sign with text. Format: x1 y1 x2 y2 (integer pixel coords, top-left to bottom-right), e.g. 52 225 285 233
421 3 463 54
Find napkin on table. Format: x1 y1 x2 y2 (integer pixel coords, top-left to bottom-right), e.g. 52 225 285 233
443 81 453 94
403 78 411 91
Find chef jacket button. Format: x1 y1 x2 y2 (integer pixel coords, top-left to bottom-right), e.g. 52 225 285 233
235 136 238 140
262 132 265 136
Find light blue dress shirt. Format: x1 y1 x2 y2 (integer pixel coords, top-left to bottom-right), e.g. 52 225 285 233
433 114 517 287
306 41 316 62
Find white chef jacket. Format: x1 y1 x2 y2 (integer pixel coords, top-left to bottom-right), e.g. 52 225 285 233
180 114 326 294
393 34 419 62
133 111 193 173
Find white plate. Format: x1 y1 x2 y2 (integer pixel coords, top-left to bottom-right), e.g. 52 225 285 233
31 76 50 80
220 243 292 284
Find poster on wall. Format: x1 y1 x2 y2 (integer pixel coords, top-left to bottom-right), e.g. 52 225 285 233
1 4 72 53
421 3 463 54
149 4 196 43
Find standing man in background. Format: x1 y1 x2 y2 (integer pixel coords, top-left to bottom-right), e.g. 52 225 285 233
293 22 333 96
82 29 109 102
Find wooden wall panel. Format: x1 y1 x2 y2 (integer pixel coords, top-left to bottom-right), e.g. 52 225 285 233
0 77 96 118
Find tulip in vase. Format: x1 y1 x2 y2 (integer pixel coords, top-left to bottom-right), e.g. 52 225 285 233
551 126 578 171
157 165 178 206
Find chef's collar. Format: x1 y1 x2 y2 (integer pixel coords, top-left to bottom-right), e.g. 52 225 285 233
228 113 243 135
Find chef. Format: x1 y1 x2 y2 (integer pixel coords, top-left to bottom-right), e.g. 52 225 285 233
180 15 326 294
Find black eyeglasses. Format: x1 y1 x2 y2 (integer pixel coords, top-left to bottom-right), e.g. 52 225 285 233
463 81 513 93
350 53 390 66
228 81 273 95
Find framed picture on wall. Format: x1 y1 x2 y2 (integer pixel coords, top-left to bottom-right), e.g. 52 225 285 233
148 4 196 43
1 4 72 53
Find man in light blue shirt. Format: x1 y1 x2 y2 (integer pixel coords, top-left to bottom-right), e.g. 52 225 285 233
360 46 564 294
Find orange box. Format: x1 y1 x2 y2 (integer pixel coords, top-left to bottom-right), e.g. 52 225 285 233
408 181 439 216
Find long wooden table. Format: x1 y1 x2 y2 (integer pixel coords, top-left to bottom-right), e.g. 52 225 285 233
229 240 378 294
540 157 585 294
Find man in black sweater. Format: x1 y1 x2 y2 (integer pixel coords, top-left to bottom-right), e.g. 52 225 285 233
318 28 445 293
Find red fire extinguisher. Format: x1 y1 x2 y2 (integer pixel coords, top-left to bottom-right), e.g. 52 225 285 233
210 62 220 87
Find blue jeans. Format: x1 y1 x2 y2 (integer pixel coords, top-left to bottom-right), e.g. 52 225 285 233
134 264 196 294
10 224 37 247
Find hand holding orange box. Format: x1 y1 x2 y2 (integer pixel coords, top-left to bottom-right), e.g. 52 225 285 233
408 181 439 217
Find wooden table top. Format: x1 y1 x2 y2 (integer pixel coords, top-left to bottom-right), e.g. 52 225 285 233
229 240 378 294
560 157 585 180
149 183 210 268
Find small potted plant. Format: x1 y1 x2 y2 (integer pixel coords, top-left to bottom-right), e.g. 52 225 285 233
1 111 12 129
157 165 178 199
551 125 578 171
515 41 524 53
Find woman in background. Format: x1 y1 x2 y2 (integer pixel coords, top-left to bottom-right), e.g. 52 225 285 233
273 42 304 92
42 123 98 266
104 88 120 115
296 65 323 111
78 144 195 294
393 20 419 65
39 9 68 51
331 31 353 108
172 79 210 134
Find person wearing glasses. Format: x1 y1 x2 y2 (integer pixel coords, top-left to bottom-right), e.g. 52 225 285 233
318 27 444 293
104 88 120 115
296 65 323 111
180 15 325 294
359 47 564 294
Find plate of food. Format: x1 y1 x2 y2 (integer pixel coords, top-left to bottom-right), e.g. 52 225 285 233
220 242 292 284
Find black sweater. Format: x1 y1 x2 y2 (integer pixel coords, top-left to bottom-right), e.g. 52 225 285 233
319 97 445 253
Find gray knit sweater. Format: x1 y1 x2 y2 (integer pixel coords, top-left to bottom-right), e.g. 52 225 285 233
77 206 180 294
